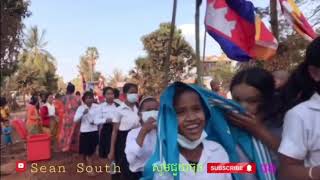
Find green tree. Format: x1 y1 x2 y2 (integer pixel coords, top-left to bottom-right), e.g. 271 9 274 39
130 23 196 96
78 47 100 82
13 26 58 98
0 0 30 85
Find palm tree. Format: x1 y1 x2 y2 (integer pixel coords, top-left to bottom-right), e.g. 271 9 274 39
17 26 58 102
21 26 56 72
108 69 125 88
85 47 99 82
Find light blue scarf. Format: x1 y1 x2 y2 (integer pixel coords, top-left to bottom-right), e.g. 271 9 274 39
142 82 275 180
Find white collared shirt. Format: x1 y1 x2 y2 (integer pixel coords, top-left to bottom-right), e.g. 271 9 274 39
113 103 140 131
279 93 320 167
74 103 99 133
179 139 232 180
95 102 118 125
125 128 157 172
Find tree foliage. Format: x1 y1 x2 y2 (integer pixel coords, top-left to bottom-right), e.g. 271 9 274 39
0 0 30 85
107 69 126 88
78 47 100 82
12 26 58 95
130 23 196 96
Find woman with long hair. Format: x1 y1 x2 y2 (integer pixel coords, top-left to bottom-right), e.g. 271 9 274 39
278 37 320 179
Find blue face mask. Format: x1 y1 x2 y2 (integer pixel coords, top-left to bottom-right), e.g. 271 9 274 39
177 131 207 150
127 93 138 103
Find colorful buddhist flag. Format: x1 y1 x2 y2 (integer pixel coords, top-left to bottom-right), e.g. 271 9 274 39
279 0 318 41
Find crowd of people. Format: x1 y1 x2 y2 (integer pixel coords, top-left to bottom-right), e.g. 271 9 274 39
0 37 319 180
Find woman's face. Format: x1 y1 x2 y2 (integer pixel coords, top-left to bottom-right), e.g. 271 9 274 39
175 91 206 141
231 83 262 115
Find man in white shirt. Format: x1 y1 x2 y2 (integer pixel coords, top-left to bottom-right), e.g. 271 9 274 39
98 87 120 159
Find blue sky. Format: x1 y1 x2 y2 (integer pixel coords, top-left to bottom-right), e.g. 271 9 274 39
24 0 268 82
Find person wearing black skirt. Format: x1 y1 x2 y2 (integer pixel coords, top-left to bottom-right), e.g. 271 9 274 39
108 83 141 180
98 87 120 158
74 91 99 176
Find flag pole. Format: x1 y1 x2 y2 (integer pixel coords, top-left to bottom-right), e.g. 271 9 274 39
202 29 207 84
270 0 279 40
195 0 203 86
164 0 178 87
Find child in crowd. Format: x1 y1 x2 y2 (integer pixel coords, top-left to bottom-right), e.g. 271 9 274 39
98 87 120 159
125 96 159 179
74 91 100 176
144 82 232 180
228 67 280 179
278 37 320 179
0 97 10 138
144 82 273 180
2 121 13 148
108 83 140 180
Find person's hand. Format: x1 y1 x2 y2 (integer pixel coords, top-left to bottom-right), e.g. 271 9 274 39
83 109 89 115
141 118 157 134
227 111 264 134
107 152 115 162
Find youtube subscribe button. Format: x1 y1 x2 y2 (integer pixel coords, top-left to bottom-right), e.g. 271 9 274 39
207 163 256 174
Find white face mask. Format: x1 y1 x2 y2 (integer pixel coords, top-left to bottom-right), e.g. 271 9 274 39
127 93 138 103
141 110 159 123
177 131 207 150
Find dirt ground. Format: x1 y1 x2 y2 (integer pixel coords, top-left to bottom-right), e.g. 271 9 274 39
1 110 112 180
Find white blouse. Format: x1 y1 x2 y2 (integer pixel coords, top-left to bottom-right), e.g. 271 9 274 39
74 104 99 133
279 93 320 167
179 139 232 180
125 127 157 172
113 103 140 131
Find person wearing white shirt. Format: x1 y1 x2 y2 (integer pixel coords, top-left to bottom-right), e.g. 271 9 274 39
98 87 120 159
125 96 159 179
108 83 140 180
46 93 58 138
278 37 320 180
74 91 99 176
173 86 231 180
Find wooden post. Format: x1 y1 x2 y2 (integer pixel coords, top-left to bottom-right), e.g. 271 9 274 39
196 0 203 86
270 0 279 40
164 0 178 87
